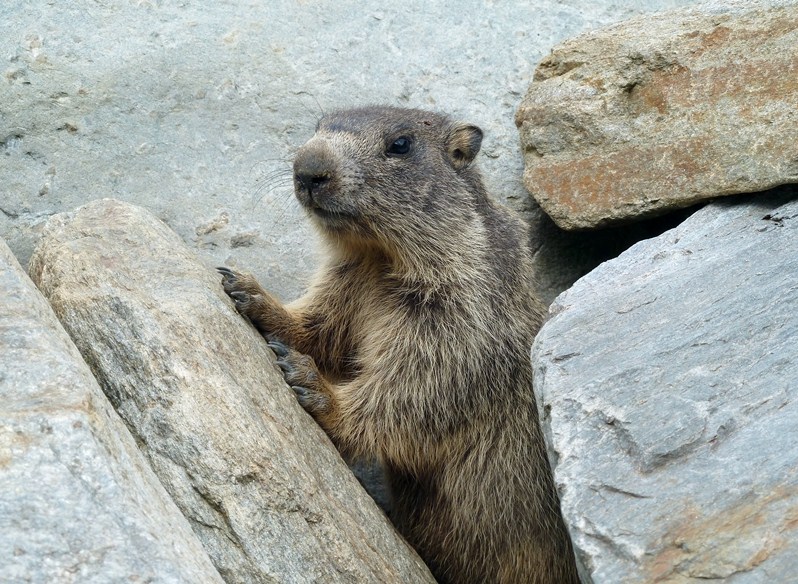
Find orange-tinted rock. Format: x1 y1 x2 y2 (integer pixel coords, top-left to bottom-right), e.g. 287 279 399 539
516 2 798 230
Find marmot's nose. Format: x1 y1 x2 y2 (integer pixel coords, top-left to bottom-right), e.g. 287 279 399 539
295 170 329 197
294 153 332 199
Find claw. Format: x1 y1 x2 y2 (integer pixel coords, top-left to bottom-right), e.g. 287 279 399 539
230 291 249 303
275 358 291 372
291 384 330 414
291 385 310 398
268 341 289 357
292 385 315 410
216 266 237 280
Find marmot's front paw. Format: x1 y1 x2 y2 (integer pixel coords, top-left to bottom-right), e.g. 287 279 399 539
217 267 262 296
268 340 332 417
217 267 265 317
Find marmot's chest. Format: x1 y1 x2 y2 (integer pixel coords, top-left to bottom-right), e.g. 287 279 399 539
362 271 453 316
338 269 429 327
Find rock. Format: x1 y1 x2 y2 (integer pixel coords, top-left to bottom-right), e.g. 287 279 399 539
532 187 798 583
516 1 798 230
1 0 704 308
28 199 434 584
0 238 222 583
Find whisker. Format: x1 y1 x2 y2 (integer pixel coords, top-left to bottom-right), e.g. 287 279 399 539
247 160 301 231
295 91 326 128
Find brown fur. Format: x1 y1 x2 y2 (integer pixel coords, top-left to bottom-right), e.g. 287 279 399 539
220 106 580 584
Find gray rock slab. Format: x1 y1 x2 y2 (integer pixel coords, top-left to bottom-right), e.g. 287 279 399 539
0 239 222 583
1 0 702 308
28 198 434 584
517 0 798 230
532 187 798 583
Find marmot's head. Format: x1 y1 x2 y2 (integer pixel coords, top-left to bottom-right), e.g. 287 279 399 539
293 107 486 252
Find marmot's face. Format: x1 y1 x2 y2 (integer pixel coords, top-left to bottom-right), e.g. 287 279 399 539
292 107 483 243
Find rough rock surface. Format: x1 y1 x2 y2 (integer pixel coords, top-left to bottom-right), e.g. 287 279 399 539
28 199 434 584
517 0 798 230
2 0 702 307
532 187 798 583
0 239 222 583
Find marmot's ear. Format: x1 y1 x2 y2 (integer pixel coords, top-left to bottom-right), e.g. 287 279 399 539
446 123 483 170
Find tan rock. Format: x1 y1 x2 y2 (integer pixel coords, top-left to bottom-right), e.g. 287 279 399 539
28 199 434 584
516 0 798 230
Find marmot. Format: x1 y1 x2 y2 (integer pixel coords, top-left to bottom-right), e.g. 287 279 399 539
219 106 579 584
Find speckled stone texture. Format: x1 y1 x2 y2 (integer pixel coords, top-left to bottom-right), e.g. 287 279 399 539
0 238 223 584
533 188 798 583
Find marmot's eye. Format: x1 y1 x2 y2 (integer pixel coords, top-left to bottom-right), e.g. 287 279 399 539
386 136 413 157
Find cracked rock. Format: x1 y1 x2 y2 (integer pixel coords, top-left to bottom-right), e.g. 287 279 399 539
28 199 433 584
532 187 798 582
0 237 222 583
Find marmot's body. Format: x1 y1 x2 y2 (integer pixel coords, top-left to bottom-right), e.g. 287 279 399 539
220 107 579 584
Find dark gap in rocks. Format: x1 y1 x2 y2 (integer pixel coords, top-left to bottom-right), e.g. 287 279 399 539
526 183 798 307
349 458 392 515
526 201 705 306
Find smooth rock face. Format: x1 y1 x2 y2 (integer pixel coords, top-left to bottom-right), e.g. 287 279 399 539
28 199 434 584
0 239 222 583
517 0 798 230
1 0 702 308
532 188 798 583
